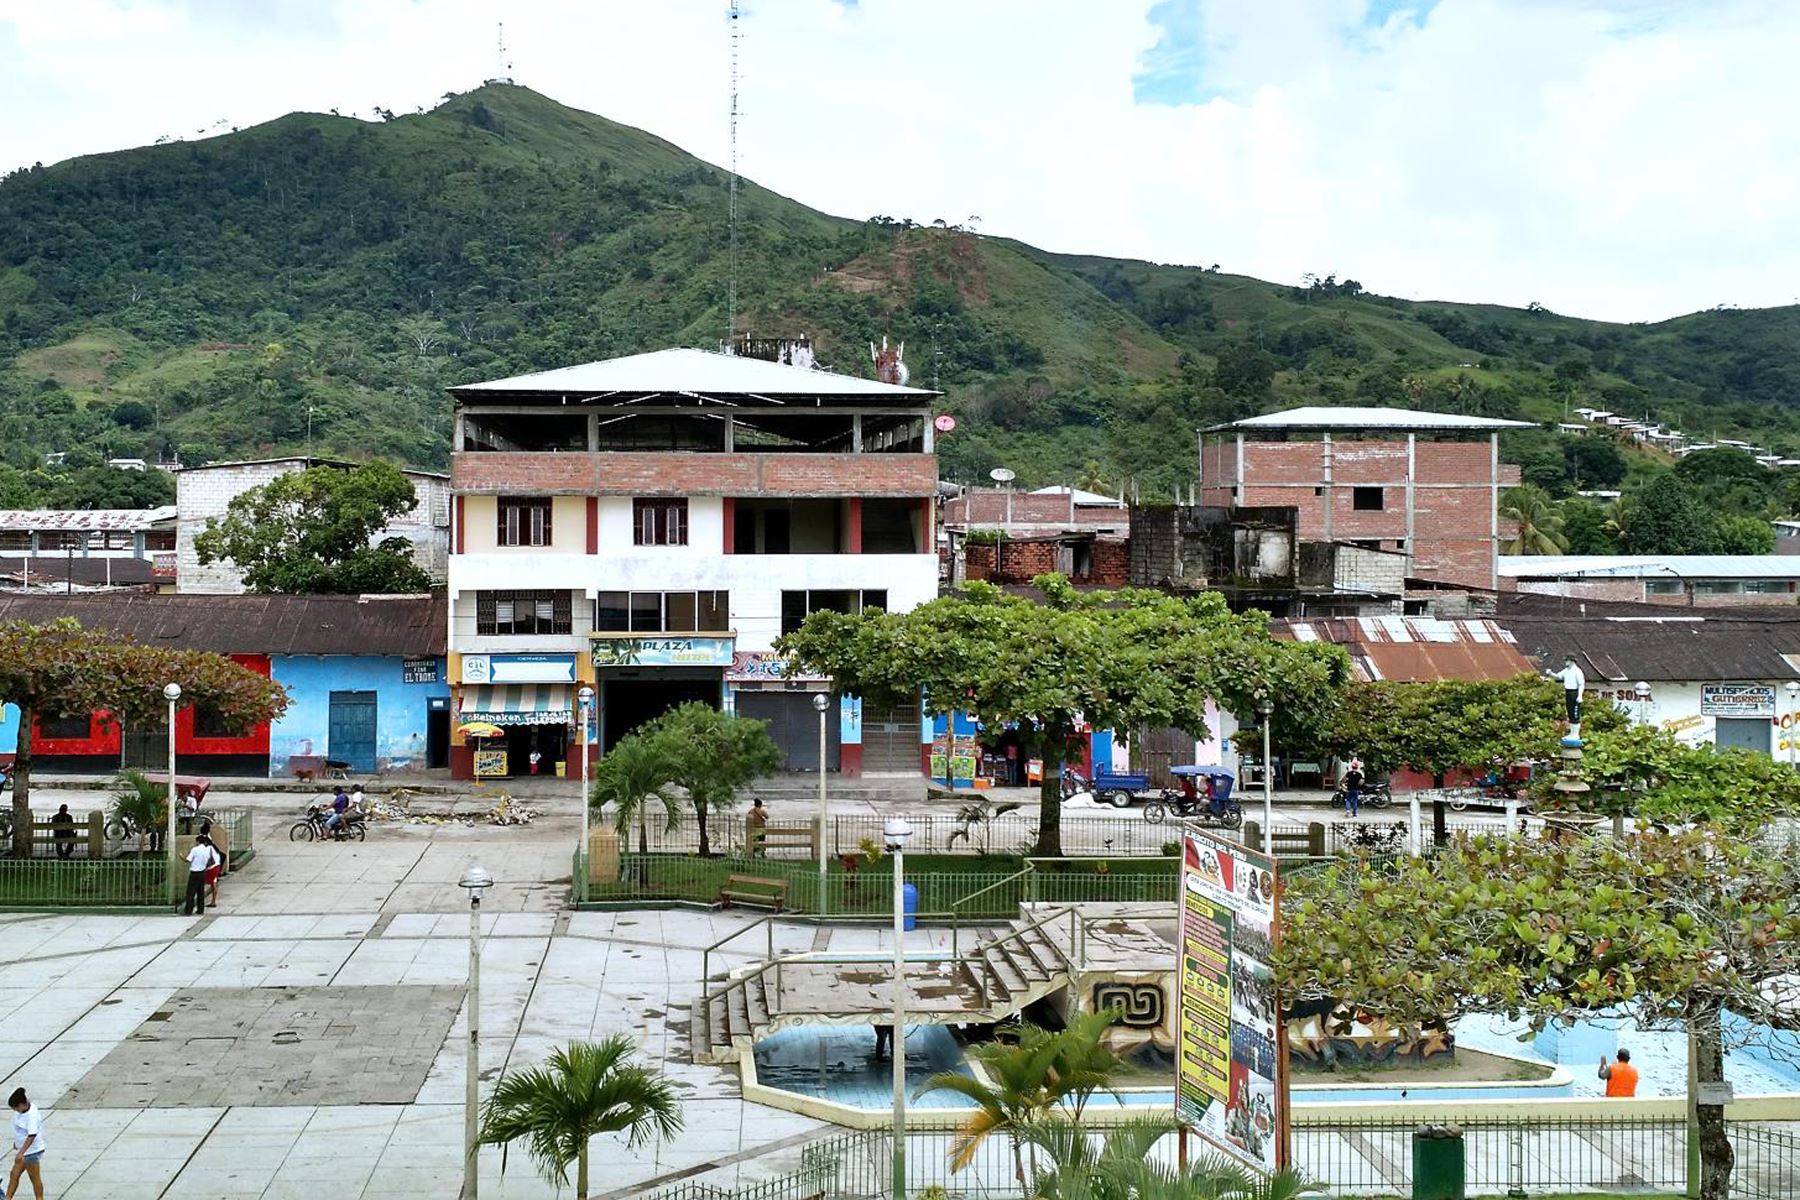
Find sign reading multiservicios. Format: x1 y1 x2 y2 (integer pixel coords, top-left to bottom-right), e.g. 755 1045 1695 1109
1178 827 1284 1174
1700 684 1776 718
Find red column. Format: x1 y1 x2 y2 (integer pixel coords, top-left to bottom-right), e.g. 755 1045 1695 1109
847 498 863 554
722 498 736 554
585 497 599 554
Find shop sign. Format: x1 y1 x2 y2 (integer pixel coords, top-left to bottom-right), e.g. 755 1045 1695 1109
403 657 440 685
473 749 509 778
724 651 828 683
1179 828 1283 1174
591 635 734 668
1700 684 1775 718
461 654 576 685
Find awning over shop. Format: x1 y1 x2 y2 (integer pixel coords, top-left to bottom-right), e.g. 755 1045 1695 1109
459 684 573 725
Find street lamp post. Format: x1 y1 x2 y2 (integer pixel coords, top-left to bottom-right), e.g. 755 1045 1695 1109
459 864 493 1200
813 693 830 912
577 686 595 882
1256 698 1274 853
884 816 913 1200
163 682 181 906
1634 681 1651 727
1787 682 1800 771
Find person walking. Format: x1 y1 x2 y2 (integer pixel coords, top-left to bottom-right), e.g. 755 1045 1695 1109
182 835 220 916
1599 1048 1639 1097
1342 761 1364 818
7 1086 45 1200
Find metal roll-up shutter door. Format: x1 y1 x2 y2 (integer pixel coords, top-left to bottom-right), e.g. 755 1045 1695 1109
736 693 840 772
861 703 923 775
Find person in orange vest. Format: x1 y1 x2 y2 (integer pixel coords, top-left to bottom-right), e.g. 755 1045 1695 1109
1599 1048 1639 1096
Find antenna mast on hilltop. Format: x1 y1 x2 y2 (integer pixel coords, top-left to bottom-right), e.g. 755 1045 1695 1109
726 0 742 345
496 23 512 83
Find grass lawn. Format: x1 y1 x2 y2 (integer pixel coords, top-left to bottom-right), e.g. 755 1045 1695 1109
0 858 168 907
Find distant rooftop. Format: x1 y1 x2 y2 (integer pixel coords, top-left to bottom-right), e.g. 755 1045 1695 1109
453 347 937 401
1206 406 1533 434
0 507 176 531
176 457 448 479
1500 555 1800 580
1027 486 1126 507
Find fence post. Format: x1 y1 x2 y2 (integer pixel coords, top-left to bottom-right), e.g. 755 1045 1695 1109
1409 790 1423 856
86 811 103 859
1244 821 1262 854
1306 822 1326 857
1507 1124 1527 1198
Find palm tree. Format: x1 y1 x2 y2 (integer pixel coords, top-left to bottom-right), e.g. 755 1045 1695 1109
1500 485 1568 554
589 733 679 885
478 1036 683 1199
917 1011 1122 1180
1016 1118 1321 1199
110 769 168 855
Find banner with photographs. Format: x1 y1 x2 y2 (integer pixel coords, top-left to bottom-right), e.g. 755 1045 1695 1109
1177 828 1283 1173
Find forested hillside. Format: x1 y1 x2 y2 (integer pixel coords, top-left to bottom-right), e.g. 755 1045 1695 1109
4 82 1800 509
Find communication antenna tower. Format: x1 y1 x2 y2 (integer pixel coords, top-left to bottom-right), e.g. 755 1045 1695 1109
726 0 742 344
496 23 511 83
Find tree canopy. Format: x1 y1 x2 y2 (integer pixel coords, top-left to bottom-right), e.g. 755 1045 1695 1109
193 459 431 594
592 703 782 858
779 575 1349 856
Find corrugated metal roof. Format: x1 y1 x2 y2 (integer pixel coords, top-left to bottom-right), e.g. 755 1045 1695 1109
175 458 448 479
1500 555 1800 580
0 507 176 531
1272 618 1534 682
1503 614 1800 683
453 348 937 399
1206 406 1532 433
0 593 446 656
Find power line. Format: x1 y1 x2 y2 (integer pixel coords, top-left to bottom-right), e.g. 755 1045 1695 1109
726 0 742 345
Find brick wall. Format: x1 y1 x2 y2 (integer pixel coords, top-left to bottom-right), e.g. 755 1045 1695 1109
1086 538 1130 586
943 489 1127 528
452 452 937 498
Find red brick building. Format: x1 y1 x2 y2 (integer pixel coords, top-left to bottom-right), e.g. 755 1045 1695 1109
1200 407 1528 591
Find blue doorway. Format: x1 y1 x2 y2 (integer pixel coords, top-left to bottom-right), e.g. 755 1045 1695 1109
328 691 378 774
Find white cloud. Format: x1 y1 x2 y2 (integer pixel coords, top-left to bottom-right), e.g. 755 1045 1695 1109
1 0 1796 322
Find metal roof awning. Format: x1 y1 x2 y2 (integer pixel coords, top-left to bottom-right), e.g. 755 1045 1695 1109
459 684 573 726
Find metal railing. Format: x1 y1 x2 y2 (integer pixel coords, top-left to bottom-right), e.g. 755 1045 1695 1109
596 809 1180 859
0 858 170 908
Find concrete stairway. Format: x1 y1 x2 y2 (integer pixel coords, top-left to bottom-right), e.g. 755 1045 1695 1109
691 912 1074 1066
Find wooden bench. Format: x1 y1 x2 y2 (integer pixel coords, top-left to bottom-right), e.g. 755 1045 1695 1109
747 820 817 857
718 874 789 912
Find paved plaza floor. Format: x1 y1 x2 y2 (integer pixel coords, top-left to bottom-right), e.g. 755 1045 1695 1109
0 812 965 1200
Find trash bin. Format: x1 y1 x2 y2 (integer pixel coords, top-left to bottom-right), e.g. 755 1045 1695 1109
1412 1123 1465 1200
902 882 919 931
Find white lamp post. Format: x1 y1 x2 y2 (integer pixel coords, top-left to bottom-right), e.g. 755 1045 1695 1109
1787 681 1800 770
576 685 595 859
813 693 830 910
884 816 913 1200
459 864 493 1200
1256 698 1274 853
163 682 181 905
1634 681 1651 727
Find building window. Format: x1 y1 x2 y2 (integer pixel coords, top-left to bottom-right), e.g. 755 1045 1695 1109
1645 580 1684 595
595 591 729 633
37 713 92 740
1352 487 1385 511
476 590 572 636
1692 581 1744 595
497 497 553 547
192 705 237 738
143 530 176 551
633 499 688 546
780 589 889 635
1743 580 1793 595
0 532 29 551
39 531 81 551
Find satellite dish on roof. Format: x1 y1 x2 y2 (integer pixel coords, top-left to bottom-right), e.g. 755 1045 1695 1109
989 467 1016 483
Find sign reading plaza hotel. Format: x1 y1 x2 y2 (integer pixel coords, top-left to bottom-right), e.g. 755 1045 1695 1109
1178 828 1285 1174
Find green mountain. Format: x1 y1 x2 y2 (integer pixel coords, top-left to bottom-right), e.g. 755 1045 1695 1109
4 82 1800 501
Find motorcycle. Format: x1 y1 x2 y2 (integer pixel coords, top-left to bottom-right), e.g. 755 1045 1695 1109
1143 765 1242 829
289 803 366 842
1331 778 1393 810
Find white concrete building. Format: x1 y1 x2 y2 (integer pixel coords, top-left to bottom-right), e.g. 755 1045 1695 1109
445 348 942 779
175 458 451 594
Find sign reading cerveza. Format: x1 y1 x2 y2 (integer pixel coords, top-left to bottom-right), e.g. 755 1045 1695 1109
1178 828 1284 1175
590 635 735 668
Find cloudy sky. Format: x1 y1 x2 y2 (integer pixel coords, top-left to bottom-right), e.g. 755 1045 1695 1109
2 0 1796 323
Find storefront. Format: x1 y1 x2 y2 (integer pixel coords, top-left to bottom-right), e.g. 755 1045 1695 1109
725 651 839 772
454 653 578 779
591 634 732 753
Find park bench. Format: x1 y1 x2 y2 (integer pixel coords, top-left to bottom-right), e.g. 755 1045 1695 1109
747 820 816 857
718 874 789 912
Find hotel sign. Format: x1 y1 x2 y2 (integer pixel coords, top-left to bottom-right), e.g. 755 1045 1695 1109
591 635 735 668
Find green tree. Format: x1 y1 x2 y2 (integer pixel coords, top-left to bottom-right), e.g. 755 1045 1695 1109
918 1011 1123 1181
1211 342 1279 402
1616 474 1715 555
1570 722 1800 826
478 1036 684 1200
1499 485 1567 554
1673 446 1770 492
1561 437 1626 488
1558 496 1617 554
1712 513 1775 554
0 620 287 847
1516 449 1569 496
193 459 430 594
1277 830 1800 1200
110 769 169 855
780 576 1348 857
637 703 781 857
588 730 681 882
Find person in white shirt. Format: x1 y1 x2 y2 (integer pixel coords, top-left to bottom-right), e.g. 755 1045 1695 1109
1553 657 1586 723
7 1086 44 1200
182 837 221 916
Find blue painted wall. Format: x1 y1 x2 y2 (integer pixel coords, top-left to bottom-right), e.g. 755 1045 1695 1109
270 656 449 775
0 704 17 756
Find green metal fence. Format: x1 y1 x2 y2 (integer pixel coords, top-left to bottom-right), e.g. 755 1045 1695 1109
0 858 170 908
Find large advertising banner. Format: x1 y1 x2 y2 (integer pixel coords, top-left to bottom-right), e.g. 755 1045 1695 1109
1178 828 1283 1173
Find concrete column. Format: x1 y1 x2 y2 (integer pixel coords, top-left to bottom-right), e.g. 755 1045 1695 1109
723 415 735 453
1321 433 1334 545
1405 432 1417 569
1234 434 1245 506
586 412 599 451
852 414 863 454
1489 432 1500 591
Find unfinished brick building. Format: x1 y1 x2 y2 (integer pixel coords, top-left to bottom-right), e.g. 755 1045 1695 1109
1199 407 1528 591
